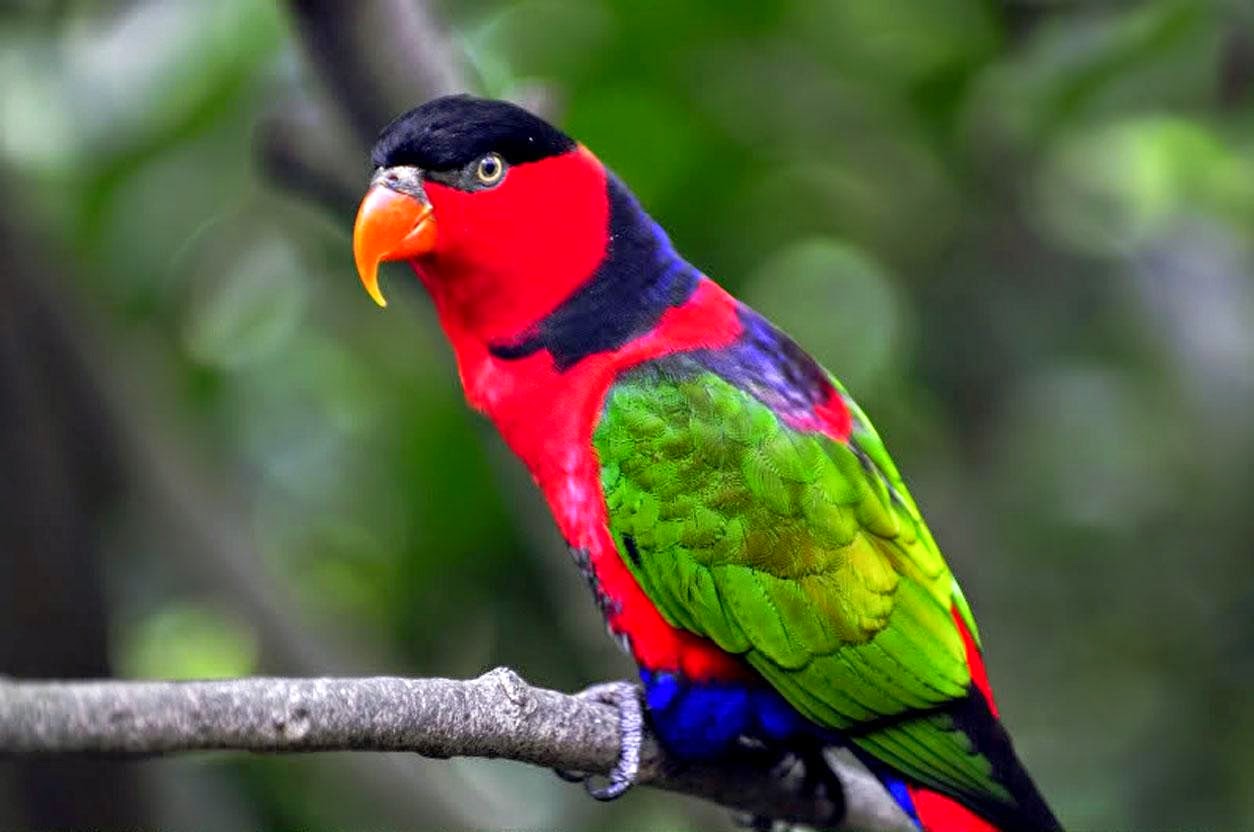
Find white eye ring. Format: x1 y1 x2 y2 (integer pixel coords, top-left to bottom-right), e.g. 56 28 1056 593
476 153 505 185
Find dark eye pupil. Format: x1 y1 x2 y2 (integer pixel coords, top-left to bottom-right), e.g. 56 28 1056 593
481 157 498 177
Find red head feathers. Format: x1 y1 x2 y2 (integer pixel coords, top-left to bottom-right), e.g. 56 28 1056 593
354 95 611 345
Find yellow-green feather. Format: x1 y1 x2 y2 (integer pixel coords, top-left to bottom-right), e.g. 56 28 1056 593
594 367 1008 809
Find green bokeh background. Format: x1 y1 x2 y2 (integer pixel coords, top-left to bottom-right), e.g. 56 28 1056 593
1 1 1251 829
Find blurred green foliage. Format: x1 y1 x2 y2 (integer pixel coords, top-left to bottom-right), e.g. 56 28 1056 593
1 0 1252 829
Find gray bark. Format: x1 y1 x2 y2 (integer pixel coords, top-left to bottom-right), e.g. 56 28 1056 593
0 670 913 831
247 3 911 829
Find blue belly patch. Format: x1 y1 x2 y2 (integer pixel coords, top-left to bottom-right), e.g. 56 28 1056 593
643 671 925 829
640 669 811 759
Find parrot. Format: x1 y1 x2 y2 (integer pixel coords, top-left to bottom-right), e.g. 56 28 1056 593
350 94 1061 832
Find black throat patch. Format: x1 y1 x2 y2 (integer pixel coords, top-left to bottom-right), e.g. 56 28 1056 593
488 174 700 371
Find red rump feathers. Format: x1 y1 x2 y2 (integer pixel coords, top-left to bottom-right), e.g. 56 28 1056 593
953 605 998 718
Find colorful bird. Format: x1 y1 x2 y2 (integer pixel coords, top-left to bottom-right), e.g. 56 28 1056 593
351 94 1061 832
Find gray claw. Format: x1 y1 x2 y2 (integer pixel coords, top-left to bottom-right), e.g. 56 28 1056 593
562 681 643 802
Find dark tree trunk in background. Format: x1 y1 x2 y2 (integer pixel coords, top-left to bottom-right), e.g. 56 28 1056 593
0 180 147 827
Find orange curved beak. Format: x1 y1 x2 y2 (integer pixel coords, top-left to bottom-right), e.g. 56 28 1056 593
352 184 437 308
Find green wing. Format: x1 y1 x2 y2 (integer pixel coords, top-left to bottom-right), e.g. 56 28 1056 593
593 362 1013 811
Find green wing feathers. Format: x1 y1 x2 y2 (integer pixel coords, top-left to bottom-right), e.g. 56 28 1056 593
594 366 1011 810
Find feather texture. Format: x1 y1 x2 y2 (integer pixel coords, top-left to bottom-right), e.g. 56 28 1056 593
593 359 1050 826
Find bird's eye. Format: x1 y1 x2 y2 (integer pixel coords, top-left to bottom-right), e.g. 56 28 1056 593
476 153 505 186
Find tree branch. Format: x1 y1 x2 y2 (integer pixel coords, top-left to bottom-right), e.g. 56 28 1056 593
250 4 912 829
0 670 912 831
259 0 474 218
283 0 469 144
256 99 363 218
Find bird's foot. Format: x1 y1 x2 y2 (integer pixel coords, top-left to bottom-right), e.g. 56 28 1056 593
733 811 780 831
794 743 846 824
732 741 844 830
553 680 644 801
801 746 844 805
729 746 805 832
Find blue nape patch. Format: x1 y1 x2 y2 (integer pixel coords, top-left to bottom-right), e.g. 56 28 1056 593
640 670 808 759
